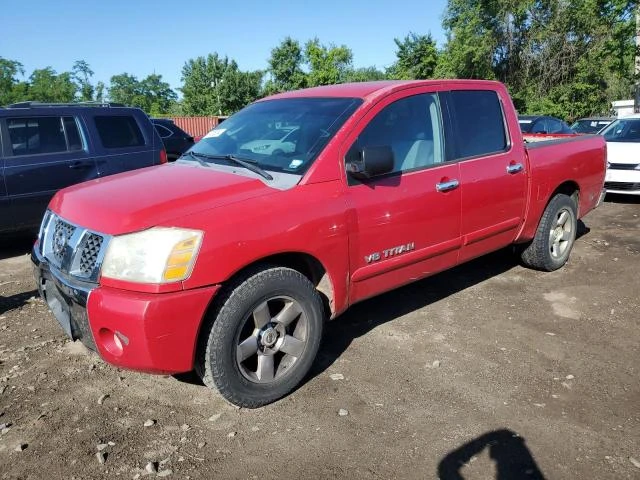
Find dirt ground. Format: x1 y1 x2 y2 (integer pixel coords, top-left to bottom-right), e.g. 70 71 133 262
0 196 638 480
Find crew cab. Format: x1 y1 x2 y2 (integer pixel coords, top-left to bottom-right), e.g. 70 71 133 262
32 80 606 408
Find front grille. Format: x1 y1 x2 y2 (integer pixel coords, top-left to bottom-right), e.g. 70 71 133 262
52 219 76 263
40 212 110 282
609 163 639 171
605 181 640 192
78 233 104 276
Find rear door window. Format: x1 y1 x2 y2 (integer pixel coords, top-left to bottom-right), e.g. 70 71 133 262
448 90 508 159
95 116 145 148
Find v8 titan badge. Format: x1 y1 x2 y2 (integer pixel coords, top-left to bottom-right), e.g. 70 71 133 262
365 242 415 264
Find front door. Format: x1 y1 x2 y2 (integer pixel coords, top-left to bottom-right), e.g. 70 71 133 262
444 89 527 263
343 89 462 303
2 115 97 230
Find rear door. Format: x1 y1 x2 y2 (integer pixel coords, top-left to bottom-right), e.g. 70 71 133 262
343 87 462 303
444 88 527 263
1 115 98 230
90 113 158 176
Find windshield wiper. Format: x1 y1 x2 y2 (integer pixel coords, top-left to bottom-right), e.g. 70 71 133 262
187 152 274 181
183 151 211 168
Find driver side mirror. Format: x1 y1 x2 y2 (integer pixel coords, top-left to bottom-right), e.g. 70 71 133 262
347 146 395 180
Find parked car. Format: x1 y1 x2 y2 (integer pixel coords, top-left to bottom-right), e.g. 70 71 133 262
600 114 640 195
151 118 194 161
518 115 574 135
570 117 614 134
240 126 300 155
33 80 606 408
0 102 166 234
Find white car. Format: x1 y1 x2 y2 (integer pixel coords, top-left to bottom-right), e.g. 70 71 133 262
240 127 300 155
601 114 640 195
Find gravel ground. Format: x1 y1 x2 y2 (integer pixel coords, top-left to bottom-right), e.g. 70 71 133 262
0 196 638 479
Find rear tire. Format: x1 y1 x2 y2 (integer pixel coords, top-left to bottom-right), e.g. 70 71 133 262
521 193 577 271
196 267 324 408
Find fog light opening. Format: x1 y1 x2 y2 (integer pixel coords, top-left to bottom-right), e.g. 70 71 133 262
99 328 124 357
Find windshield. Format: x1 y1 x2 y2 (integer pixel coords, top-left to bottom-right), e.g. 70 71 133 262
600 118 640 142
189 97 362 174
571 119 612 134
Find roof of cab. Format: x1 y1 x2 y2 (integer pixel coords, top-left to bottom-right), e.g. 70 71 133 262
264 79 504 101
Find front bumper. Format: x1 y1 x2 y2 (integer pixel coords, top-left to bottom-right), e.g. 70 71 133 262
605 168 640 195
33 246 220 374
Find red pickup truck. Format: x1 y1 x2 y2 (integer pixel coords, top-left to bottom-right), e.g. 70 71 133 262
32 80 606 407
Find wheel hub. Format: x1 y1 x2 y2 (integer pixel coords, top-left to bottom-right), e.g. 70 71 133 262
553 227 563 241
260 327 278 347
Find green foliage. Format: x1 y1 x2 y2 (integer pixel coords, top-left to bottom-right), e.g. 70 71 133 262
388 32 438 79
343 67 388 82
0 57 25 105
108 73 177 114
181 53 263 116
265 37 307 93
304 38 353 86
28 68 77 102
72 60 95 101
437 0 637 120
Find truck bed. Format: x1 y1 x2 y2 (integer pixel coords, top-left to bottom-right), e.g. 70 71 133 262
516 134 606 242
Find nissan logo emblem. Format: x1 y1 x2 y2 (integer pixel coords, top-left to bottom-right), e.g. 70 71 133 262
53 229 67 256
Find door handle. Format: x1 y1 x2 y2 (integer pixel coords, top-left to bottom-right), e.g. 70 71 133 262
69 161 92 169
436 179 460 192
506 163 524 174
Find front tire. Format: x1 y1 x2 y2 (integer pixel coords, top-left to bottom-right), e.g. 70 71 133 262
520 193 577 271
196 267 324 408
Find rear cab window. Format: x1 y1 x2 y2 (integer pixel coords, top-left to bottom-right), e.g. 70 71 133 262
95 116 145 148
6 116 84 156
446 90 508 160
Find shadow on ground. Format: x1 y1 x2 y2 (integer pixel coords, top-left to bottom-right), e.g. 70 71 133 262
0 234 36 261
310 247 521 380
438 429 546 479
0 289 39 315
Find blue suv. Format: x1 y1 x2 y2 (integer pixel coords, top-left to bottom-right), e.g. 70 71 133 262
0 102 166 234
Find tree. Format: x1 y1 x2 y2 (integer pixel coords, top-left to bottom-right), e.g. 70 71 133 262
344 67 388 82
304 38 353 87
265 37 307 93
139 74 178 115
95 81 105 103
0 57 25 105
388 33 438 79
28 67 77 102
108 73 177 114
108 73 141 106
436 0 637 120
181 53 263 115
72 60 95 101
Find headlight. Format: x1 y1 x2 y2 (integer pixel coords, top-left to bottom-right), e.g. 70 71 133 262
102 227 203 283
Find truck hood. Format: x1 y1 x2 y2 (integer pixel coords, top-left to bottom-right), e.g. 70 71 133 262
606 141 640 164
49 163 278 235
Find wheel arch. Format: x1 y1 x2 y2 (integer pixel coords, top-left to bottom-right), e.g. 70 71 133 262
550 180 580 211
192 251 336 373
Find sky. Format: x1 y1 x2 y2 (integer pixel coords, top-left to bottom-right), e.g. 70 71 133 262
0 0 448 93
